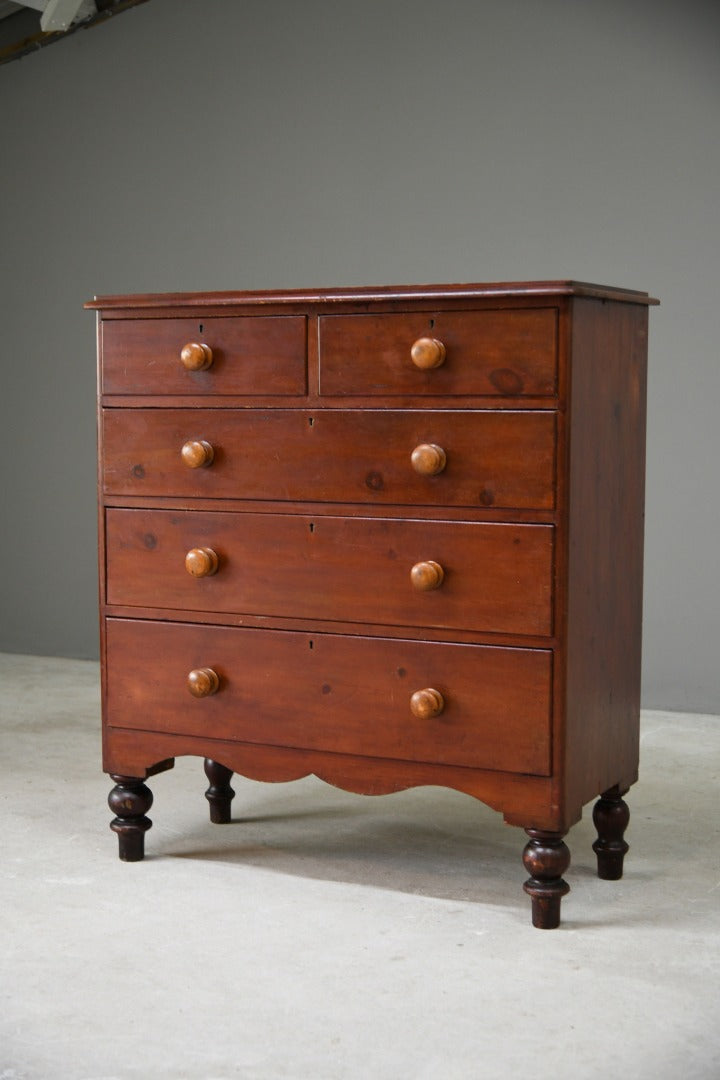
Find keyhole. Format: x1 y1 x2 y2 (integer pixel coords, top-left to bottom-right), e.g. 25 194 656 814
199 323 204 333
308 416 315 427
309 522 315 533
309 640 314 650
429 318 435 329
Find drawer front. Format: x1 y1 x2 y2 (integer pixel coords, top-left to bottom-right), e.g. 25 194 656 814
105 619 552 775
102 408 555 510
101 316 307 396
106 509 553 636
319 309 557 396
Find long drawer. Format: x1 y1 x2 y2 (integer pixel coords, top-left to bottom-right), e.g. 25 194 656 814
106 508 553 636
101 316 307 396
102 408 556 509
319 308 557 396
105 619 552 775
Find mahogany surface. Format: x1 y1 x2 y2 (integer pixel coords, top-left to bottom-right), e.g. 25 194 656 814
89 280 657 927
101 315 307 396
105 617 552 774
105 509 553 635
101 407 556 509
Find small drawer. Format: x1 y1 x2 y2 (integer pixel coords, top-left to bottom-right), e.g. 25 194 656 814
106 508 553 636
319 309 557 397
101 316 307 396
102 408 555 510
105 619 552 775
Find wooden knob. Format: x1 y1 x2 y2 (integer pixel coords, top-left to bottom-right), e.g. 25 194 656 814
411 337 446 370
410 560 444 591
411 443 446 476
185 547 219 577
180 342 213 371
187 667 220 698
410 688 445 719
181 439 214 468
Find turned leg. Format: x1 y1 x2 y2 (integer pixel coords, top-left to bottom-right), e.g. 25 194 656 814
204 759 235 824
522 830 571 929
592 786 630 880
108 775 153 861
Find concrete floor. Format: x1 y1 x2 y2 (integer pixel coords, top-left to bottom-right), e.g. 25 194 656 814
1 652 719 1080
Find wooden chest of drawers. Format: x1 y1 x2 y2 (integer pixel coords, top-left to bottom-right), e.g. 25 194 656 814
88 280 657 928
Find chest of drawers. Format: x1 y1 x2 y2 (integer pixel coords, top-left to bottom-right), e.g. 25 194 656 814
88 280 657 928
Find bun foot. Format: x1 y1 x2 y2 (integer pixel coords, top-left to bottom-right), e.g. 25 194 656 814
522 829 571 929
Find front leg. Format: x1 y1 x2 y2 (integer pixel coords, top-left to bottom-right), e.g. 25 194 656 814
522 829 571 929
108 775 153 861
592 786 630 879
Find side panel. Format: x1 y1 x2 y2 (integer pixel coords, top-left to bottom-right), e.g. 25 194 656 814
562 298 648 817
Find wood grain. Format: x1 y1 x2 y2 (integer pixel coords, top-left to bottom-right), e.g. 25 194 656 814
105 618 553 775
102 407 556 510
101 315 307 395
105 508 554 635
319 309 557 396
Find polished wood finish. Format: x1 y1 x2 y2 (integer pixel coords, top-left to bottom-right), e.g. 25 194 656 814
592 786 630 879
410 560 444 591
522 830 571 930
187 667 220 698
184 546 219 578
204 759 235 824
410 337 446 370
90 280 656 927
180 342 213 371
101 315 306 395
105 509 553 635
319 309 557 396
103 409 555 510
180 438 214 469
108 775 153 862
410 442 447 477
409 687 445 720
105 618 552 774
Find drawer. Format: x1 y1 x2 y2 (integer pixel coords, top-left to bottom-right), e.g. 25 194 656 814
101 316 307 396
106 509 553 636
319 309 557 396
105 619 552 775
102 408 555 510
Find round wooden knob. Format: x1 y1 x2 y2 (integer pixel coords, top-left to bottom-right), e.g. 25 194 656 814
180 342 213 371
187 667 220 698
181 439 214 468
185 547 219 577
410 560 444 591
411 337 446 370
410 688 445 719
411 443 447 476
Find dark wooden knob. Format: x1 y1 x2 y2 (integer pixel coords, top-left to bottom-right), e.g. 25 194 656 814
181 439 214 468
410 688 445 719
411 443 446 476
411 337 446 370
185 547 219 577
187 667 220 698
410 560 444 591
180 342 213 371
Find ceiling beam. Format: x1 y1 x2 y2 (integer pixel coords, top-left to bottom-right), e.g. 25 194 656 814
40 0 96 31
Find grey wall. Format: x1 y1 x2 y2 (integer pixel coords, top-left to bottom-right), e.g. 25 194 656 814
0 0 718 711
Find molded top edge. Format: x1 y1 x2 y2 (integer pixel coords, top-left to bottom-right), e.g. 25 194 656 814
85 280 659 310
